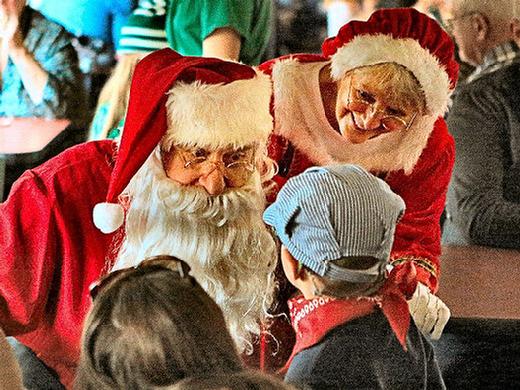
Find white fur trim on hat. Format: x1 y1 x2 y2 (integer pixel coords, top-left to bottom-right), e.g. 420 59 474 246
271 58 437 174
330 34 452 117
164 71 273 149
93 202 125 234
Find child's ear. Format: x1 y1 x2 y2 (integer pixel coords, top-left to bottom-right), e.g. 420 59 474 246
281 246 303 283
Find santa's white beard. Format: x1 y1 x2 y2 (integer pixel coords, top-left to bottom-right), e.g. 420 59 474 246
113 150 277 353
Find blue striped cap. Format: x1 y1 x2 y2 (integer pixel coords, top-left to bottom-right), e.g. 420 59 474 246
263 164 405 283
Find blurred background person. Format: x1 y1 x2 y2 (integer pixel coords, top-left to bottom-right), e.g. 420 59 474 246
29 0 136 111
438 1 520 388
376 0 445 22
323 0 361 36
442 0 520 248
322 0 379 37
89 0 275 140
89 3 168 140
0 0 86 126
129 0 272 65
275 0 327 54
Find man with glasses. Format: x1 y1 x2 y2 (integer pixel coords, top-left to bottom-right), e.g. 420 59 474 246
439 1 520 387
443 0 520 247
260 8 459 357
0 49 278 389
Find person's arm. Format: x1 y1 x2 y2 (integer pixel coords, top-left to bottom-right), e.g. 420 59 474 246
2 2 48 104
0 171 57 335
388 119 454 293
386 119 455 339
202 27 241 61
28 14 85 121
446 82 520 248
199 0 253 61
3 6 85 121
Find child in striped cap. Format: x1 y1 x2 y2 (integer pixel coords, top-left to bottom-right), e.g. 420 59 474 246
263 164 446 389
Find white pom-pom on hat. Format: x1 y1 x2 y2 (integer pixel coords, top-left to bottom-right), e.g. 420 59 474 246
93 202 125 234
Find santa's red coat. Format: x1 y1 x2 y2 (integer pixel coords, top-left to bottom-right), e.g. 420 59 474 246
0 140 117 388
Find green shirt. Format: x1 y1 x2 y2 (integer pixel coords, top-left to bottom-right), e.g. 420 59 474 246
165 0 272 65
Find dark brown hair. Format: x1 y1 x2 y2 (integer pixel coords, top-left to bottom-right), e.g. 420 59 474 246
304 256 386 298
75 265 243 389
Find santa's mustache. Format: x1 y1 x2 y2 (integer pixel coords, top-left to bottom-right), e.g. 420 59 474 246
113 149 277 353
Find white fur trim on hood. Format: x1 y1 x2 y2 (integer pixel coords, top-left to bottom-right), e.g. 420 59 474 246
271 58 438 174
330 34 452 117
165 71 273 149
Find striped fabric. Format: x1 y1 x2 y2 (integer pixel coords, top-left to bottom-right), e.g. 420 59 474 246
467 41 520 83
117 0 168 54
263 164 405 283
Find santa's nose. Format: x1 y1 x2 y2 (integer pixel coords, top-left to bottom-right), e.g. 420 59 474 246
198 165 226 196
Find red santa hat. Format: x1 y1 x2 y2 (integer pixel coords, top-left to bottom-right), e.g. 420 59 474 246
93 48 272 234
322 8 459 118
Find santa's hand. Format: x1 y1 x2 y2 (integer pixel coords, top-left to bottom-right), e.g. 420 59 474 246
408 282 450 340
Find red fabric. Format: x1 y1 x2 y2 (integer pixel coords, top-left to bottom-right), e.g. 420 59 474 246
266 119 454 292
385 119 455 293
107 49 258 204
321 8 458 89
262 53 454 292
283 274 413 373
0 141 116 388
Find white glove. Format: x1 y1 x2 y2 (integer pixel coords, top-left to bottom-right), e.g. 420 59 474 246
408 282 450 340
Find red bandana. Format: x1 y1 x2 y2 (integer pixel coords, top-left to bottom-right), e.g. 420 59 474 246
281 263 417 373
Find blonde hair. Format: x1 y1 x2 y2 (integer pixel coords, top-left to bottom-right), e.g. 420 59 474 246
89 53 142 140
339 62 427 114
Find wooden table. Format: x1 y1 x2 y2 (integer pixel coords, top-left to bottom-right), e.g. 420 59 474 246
0 117 76 200
437 245 520 319
0 117 71 158
434 246 520 388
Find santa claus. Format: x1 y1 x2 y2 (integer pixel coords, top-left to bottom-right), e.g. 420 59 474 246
261 8 459 341
0 49 277 388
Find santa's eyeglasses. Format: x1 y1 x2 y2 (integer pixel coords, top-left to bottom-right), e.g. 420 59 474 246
174 144 256 187
89 255 192 300
346 78 417 133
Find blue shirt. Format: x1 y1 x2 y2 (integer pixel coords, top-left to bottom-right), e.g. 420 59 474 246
0 7 86 125
32 0 136 44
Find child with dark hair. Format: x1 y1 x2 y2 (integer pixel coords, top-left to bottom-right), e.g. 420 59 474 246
264 164 445 389
74 255 243 390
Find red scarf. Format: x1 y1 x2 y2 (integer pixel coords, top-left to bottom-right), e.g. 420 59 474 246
282 263 417 373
